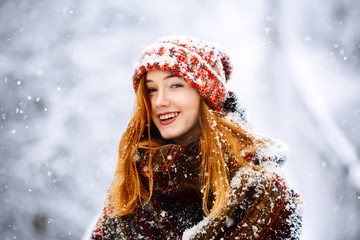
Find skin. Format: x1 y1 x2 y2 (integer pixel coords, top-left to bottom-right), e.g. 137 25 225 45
145 70 201 145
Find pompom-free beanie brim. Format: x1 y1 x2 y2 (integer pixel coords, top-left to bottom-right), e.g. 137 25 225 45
133 35 233 111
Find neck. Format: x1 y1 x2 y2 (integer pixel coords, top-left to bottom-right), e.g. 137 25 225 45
172 132 200 146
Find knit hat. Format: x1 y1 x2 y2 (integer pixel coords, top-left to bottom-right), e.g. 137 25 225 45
133 35 233 111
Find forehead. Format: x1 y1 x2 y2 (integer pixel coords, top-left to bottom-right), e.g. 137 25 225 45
146 70 176 81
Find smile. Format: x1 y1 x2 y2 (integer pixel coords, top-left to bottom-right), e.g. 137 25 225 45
159 112 179 120
158 112 180 125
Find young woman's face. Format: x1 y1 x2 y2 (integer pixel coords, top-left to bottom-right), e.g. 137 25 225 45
145 70 201 145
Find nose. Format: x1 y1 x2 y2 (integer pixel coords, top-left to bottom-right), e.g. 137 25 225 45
154 89 170 108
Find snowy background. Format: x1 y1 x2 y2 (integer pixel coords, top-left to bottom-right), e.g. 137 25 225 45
1 0 359 239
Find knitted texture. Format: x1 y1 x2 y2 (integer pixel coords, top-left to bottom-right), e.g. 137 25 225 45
133 35 233 111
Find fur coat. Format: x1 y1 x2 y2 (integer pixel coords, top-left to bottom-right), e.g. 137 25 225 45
90 140 302 239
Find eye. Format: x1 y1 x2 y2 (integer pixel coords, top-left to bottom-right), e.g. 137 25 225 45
147 88 157 94
171 83 184 89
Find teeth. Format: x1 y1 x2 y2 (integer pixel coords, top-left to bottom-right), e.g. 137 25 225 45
160 112 178 120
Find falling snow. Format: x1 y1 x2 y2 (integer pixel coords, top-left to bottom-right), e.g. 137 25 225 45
0 1 359 240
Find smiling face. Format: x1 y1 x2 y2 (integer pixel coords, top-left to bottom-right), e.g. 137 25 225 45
145 70 201 145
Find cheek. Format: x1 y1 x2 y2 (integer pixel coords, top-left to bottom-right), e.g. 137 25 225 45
150 105 158 122
149 98 157 116
190 105 200 123
183 94 200 120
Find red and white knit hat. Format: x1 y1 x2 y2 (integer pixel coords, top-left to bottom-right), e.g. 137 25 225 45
132 35 233 111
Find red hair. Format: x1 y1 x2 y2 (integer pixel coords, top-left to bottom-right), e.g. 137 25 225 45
108 74 262 218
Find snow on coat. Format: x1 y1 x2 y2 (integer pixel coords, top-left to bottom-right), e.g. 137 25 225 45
90 140 302 240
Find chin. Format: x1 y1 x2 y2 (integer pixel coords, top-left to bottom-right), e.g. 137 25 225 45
159 130 180 141
160 133 178 140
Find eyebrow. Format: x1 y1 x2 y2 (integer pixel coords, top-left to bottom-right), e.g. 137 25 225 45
145 74 176 82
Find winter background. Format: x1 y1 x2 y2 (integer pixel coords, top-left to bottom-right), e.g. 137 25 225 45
1 0 359 239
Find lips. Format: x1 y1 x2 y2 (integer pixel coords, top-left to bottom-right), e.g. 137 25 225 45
158 112 180 125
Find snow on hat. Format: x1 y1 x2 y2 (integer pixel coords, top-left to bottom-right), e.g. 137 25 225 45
132 35 233 111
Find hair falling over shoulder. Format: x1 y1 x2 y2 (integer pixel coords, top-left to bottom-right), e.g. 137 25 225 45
108 76 263 218
108 74 155 216
198 101 262 218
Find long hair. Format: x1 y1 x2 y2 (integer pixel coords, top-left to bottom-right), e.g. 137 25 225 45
198 101 261 217
108 74 155 216
108 74 262 218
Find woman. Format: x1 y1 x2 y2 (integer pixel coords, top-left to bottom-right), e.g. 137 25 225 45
90 35 302 239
